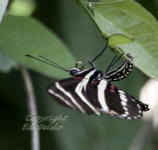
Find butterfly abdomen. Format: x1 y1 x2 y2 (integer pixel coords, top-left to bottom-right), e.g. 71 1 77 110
104 57 133 81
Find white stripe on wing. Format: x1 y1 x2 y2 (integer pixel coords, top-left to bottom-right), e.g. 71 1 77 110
48 89 76 109
75 70 100 115
55 82 85 113
97 79 109 112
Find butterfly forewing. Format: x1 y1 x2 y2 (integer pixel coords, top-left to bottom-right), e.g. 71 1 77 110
48 77 97 115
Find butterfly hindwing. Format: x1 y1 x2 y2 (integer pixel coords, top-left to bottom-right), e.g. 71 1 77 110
103 83 149 119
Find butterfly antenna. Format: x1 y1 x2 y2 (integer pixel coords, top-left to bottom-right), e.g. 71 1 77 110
25 54 70 72
39 55 69 72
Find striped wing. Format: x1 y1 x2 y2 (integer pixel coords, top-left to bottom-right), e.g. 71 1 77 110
47 77 101 115
48 76 148 120
101 81 149 119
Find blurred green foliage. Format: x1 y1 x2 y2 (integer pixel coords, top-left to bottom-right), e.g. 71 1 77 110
0 15 76 78
0 0 9 22
0 0 157 150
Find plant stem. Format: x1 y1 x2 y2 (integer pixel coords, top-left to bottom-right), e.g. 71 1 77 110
20 66 40 150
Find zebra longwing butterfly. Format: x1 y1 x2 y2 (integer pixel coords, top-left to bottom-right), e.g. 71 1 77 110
26 43 149 119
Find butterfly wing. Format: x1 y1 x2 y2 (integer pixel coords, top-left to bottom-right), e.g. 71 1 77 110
47 77 101 115
100 80 149 119
48 77 149 119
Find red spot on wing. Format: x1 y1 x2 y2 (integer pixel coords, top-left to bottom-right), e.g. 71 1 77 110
110 89 115 93
91 80 100 86
110 84 116 93
110 85 116 89
73 76 83 80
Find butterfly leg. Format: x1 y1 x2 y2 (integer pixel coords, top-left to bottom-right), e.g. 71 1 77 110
88 42 108 69
105 53 123 73
103 53 134 81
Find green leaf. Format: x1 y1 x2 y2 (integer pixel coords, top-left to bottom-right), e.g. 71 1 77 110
0 0 9 23
0 15 76 78
78 0 158 80
108 33 134 48
0 51 16 73
0 1 16 73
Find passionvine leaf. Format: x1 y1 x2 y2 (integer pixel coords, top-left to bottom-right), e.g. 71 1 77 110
78 0 158 80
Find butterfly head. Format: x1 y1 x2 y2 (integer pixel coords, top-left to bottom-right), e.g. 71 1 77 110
70 61 84 76
70 68 80 76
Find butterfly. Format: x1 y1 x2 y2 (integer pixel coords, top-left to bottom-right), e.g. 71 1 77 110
26 42 149 120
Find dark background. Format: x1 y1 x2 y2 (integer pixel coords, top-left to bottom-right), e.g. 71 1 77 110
0 0 157 149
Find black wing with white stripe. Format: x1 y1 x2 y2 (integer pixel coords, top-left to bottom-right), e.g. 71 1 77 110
103 82 148 119
47 77 100 115
47 69 149 119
